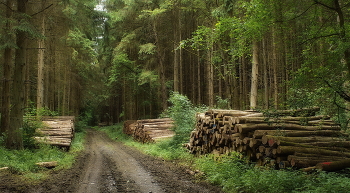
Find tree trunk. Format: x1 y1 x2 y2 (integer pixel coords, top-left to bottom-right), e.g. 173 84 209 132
334 0 350 80
0 0 12 137
272 26 278 109
262 37 269 109
37 15 45 112
197 49 201 104
207 43 214 107
7 0 27 150
173 4 179 92
250 41 259 109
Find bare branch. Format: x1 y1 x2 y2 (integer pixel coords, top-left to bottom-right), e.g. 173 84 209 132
313 0 336 11
0 2 14 12
275 3 317 23
31 4 53 17
319 77 350 102
300 33 340 45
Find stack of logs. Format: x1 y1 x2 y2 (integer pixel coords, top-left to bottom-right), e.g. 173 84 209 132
34 116 75 148
186 109 350 171
123 118 175 143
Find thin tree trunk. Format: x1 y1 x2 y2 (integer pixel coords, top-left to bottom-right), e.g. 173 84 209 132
272 27 279 109
37 16 45 113
250 41 259 109
197 49 201 104
207 44 214 107
173 5 179 92
263 37 269 109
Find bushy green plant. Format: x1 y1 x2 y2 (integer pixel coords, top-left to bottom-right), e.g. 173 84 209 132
194 153 350 193
22 117 44 149
161 92 207 145
75 109 96 132
216 96 230 109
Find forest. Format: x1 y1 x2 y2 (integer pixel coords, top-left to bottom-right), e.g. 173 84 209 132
0 0 350 149
1 1 350 192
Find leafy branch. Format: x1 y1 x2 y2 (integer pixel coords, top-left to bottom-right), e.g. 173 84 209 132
317 77 350 102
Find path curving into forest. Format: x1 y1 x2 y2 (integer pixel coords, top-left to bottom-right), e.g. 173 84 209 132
0 129 223 193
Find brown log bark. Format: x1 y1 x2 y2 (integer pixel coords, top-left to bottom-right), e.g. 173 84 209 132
236 123 340 133
207 109 257 118
276 146 350 157
316 159 350 171
253 129 346 139
235 115 328 124
36 161 58 168
263 135 346 144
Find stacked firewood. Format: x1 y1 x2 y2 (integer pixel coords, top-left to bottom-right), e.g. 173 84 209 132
186 109 350 171
124 118 175 143
123 120 137 135
34 116 75 148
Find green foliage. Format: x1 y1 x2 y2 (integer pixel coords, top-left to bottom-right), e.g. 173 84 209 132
182 25 217 51
138 70 159 86
161 92 207 145
195 154 350 193
22 117 43 149
75 107 96 132
22 106 59 149
287 64 350 128
66 29 97 63
215 96 230 109
25 104 59 117
138 43 156 59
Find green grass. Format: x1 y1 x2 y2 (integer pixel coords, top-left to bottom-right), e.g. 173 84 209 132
97 124 350 193
0 131 86 181
95 124 191 160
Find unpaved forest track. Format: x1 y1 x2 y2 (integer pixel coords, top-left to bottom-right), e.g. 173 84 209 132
0 129 223 193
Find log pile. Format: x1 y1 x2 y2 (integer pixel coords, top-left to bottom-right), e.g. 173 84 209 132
124 118 175 143
34 116 75 148
186 109 350 171
123 120 137 135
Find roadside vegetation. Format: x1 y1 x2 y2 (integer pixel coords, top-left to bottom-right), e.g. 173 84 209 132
98 93 350 193
0 109 86 181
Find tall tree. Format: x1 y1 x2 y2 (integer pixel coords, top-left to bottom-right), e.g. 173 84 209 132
0 0 14 137
36 2 46 112
7 0 28 149
250 41 259 109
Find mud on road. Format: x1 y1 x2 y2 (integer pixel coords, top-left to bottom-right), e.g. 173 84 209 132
0 129 223 193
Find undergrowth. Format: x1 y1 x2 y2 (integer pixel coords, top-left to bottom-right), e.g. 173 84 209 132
0 131 86 181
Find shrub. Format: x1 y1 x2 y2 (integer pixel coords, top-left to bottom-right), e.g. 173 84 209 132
161 92 207 145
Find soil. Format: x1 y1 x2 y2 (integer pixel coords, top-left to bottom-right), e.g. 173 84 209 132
0 129 224 193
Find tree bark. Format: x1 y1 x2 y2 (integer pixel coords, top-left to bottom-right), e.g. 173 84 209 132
250 41 259 109
6 0 27 149
0 0 12 137
37 15 45 112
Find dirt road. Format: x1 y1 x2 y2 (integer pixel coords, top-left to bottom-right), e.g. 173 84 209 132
0 129 223 193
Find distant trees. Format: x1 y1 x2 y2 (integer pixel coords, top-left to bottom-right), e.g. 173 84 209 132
1 0 349 144
101 0 350 123
0 0 100 149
